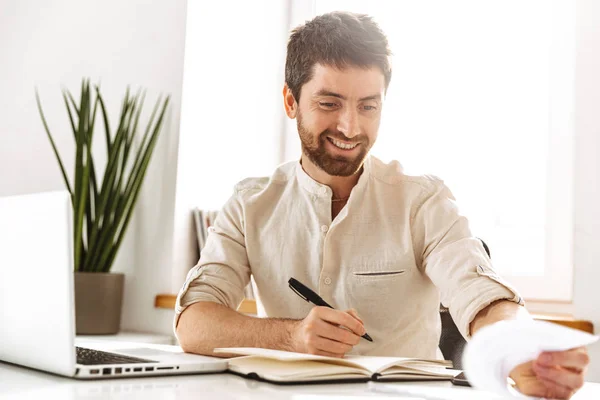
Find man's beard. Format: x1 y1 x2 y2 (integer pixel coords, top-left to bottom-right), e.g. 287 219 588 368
297 113 370 177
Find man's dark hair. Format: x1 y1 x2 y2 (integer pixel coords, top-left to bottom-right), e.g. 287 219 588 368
285 11 392 101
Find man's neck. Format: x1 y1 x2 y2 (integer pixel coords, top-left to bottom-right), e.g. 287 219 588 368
300 155 363 200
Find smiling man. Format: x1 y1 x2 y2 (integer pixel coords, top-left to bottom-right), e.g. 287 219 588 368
175 12 589 399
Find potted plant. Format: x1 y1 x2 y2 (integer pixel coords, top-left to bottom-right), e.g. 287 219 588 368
36 79 169 334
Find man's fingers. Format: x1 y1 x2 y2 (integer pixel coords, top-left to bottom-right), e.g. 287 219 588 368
316 307 365 336
536 376 576 399
513 376 553 398
310 336 353 356
537 348 589 370
315 319 361 346
533 363 585 391
346 309 364 324
514 368 575 400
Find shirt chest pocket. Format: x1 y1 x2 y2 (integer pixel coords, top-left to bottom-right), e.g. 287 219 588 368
349 268 410 298
353 270 406 277
346 262 415 330
350 251 415 281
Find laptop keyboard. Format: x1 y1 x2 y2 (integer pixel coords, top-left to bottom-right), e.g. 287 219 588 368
76 346 156 365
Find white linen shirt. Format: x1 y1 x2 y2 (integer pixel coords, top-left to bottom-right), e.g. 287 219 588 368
174 155 523 359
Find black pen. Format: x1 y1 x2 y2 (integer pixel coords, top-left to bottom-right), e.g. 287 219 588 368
288 277 373 342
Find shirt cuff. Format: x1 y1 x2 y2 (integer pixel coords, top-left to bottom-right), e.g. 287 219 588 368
172 293 223 340
451 265 524 341
172 266 227 336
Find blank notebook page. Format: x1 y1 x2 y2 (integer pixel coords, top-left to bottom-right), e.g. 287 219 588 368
228 357 370 380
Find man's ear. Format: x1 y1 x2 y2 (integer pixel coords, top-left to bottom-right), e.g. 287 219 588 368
283 84 298 119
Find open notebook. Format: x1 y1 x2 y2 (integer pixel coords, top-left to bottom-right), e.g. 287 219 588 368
214 347 460 384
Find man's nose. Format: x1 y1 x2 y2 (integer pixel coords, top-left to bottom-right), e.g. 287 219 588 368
336 108 360 139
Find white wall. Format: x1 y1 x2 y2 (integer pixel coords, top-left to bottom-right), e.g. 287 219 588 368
574 0 600 382
0 0 187 335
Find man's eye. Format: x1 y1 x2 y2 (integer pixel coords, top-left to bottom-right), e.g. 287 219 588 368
363 105 377 111
319 102 337 108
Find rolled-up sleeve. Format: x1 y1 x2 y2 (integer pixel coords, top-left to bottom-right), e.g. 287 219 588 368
173 190 251 331
412 178 524 340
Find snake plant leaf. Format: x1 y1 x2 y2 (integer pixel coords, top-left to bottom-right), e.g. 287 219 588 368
73 80 93 271
38 79 169 273
35 90 73 199
99 96 170 272
62 91 78 143
86 99 133 264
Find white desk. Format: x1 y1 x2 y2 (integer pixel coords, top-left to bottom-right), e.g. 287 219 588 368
2 339 599 400
2 361 600 400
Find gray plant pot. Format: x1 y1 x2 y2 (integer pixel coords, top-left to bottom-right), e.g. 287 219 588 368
74 272 124 335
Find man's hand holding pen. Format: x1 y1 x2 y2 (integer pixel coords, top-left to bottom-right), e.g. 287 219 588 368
289 306 366 358
287 277 373 357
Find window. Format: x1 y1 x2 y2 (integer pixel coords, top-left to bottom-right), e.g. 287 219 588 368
171 0 292 291
307 0 575 301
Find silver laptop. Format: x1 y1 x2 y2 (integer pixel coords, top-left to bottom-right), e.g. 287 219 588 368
0 190 227 379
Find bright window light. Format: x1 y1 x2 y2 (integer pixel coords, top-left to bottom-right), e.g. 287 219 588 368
314 0 574 300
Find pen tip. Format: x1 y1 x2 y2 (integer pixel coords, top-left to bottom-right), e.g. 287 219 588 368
363 333 373 342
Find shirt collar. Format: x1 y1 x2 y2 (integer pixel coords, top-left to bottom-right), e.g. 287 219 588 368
295 155 372 198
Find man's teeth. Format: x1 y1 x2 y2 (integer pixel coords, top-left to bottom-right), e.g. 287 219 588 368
330 138 358 150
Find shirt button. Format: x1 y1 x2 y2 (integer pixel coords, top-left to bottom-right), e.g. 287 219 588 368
324 277 332 285
320 225 329 233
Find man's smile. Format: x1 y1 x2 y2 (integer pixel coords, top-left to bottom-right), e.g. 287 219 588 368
326 137 360 151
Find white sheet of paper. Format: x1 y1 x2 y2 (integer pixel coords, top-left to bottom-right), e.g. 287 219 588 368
462 319 598 398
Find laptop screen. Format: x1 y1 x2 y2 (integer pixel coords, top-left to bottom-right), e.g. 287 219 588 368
0 191 76 376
